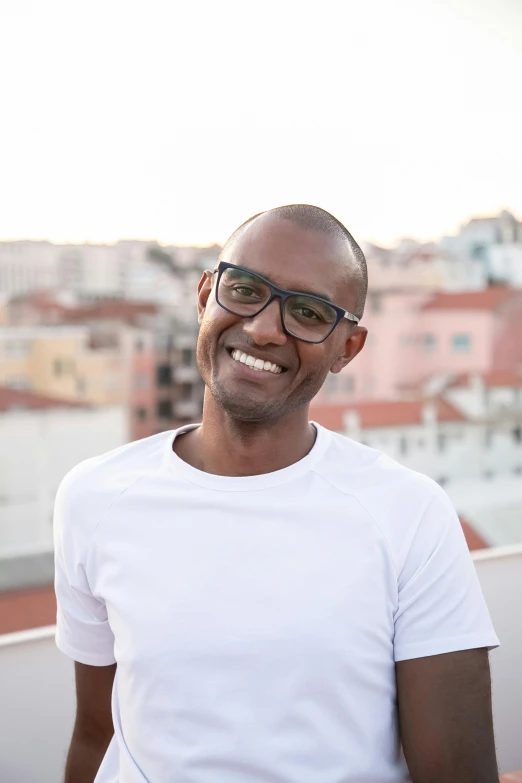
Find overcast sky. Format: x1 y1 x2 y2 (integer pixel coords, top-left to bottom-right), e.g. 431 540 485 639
1 0 521 247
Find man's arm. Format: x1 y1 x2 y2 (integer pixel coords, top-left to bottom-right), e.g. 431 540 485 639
64 662 117 783
396 648 498 783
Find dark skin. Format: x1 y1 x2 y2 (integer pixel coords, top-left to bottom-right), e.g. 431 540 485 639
64 662 116 783
67 214 498 782
175 213 367 476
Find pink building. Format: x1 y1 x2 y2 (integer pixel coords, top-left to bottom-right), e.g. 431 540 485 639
317 286 522 404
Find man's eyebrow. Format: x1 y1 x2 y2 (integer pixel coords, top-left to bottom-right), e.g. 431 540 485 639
237 263 334 303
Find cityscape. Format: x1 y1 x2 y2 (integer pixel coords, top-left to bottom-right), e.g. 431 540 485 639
1 207 522 780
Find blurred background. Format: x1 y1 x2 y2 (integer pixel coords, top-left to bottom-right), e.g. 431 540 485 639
0 1 521 780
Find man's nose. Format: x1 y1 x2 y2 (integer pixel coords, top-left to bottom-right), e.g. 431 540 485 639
242 299 287 346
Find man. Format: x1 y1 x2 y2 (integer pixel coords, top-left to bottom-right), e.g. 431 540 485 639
54 204 499 783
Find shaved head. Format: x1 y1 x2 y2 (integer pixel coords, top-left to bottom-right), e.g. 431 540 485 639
220 204 368 318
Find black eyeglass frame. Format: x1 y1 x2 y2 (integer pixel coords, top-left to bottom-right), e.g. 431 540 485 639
212 261 360 345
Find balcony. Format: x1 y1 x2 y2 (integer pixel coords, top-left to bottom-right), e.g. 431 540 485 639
0 545 521 783
173 363 201 383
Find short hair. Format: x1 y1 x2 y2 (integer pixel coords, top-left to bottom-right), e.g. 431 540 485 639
220 204 368 318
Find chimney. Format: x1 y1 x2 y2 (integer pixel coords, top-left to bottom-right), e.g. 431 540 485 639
422 401 437 426
343 410 361 439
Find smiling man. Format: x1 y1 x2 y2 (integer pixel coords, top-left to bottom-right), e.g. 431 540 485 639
54 205 499 783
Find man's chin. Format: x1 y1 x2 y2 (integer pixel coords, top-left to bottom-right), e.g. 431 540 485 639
210 381 282 423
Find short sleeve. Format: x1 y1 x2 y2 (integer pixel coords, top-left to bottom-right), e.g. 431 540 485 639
53 467 116 666
393 486 499 662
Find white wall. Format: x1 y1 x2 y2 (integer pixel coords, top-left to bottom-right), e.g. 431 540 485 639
0 406 128 555
346 417 522 488
0 242 60 296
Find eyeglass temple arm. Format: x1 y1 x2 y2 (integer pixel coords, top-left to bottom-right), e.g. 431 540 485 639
343 312 360 324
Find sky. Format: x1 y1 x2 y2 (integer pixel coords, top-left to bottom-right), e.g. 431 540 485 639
1 0 521 248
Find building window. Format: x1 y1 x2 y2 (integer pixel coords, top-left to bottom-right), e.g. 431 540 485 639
4 340 30 358
54 359 63 377
399 436 408 456
157 400 173 418
182 348 193 367
136 407 147 420
369 294 381 313
452 334 472 352
135 338 144 353
513 426 522 444
344 375 355 394
437 477 448 487
181 382 193 401
157 365 172 387
437 433 447 452
77 378 86 396
7 376 31 390
483 470 494 480
422 334 437 351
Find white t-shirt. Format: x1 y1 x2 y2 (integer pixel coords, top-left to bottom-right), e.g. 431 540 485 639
54 423 499 783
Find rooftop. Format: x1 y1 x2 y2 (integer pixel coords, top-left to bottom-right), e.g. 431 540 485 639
310 398 465 430
422 286 515 312
451 369 522 389
0 386 88 412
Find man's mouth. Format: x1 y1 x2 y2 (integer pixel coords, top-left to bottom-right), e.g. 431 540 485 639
229 349 284 375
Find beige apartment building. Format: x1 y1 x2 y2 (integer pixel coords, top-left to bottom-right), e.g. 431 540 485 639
0 326 123 405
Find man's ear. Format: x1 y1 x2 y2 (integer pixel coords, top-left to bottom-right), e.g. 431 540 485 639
330 326 368 374
197 270 214 325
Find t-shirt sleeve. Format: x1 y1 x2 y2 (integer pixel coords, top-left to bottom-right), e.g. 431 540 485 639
53 467 117 666
393 485 499 662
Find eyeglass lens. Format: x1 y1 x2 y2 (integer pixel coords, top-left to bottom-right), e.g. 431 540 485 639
217 267 338 342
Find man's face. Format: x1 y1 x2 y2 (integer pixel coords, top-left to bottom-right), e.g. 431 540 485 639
196 214 367 422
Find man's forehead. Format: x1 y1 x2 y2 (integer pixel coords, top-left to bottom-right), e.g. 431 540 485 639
224 214 356 300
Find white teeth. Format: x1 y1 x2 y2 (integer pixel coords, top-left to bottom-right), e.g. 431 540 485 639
230 350 282 374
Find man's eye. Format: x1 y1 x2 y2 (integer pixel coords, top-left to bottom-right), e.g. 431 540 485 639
296 307 320 320
234 286 255 296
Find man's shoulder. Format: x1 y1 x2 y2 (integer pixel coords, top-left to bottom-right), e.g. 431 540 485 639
55 430 173 520
316 427 447 533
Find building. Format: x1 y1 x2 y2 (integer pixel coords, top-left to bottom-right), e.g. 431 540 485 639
0 241 61 296
441 210 522 286
0 387 127 555
318 285 522 404
362 240 485 293
310 374 522 548
0 239 220 304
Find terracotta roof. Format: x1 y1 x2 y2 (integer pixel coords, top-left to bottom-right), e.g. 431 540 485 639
67 299 158 324
458 516 489 551
0 387 87 412
422 286 514 312
310 398 465 430
451 369 522 389
0 585 56 635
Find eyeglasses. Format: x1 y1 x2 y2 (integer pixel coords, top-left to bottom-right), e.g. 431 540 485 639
213 261 360 344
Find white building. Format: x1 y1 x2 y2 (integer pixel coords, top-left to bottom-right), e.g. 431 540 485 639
362 240 486 292
0 241 61 296
0 239 218 306
0 388 127 556
311 374 522 546
441 210 522 287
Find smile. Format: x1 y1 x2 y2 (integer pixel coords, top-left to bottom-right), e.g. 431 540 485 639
230 349 283 374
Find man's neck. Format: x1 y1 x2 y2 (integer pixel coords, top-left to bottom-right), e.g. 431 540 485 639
174 394 316 477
